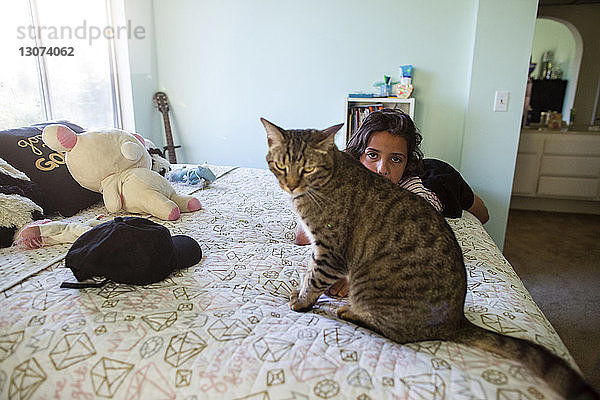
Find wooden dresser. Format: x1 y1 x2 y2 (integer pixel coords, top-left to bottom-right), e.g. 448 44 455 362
511 129 600 214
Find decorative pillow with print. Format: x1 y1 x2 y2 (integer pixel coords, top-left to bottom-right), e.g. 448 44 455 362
0 121 101 216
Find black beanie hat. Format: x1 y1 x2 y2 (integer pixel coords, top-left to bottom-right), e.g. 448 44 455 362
62 217 202 287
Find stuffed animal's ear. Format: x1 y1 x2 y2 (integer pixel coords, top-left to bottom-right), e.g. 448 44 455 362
132 133 145 147
121 141 144 161
42 124 78 152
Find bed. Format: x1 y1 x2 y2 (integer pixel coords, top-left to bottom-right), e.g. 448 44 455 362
0 165 577 400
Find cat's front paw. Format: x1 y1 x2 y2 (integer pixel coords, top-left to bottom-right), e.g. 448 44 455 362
336 305 363 326
289 289 313 312
336 305 351 319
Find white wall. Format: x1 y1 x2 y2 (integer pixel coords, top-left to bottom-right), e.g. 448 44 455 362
461 0 538 247
126 0 538 248
148 0 478 168
124 0 160 141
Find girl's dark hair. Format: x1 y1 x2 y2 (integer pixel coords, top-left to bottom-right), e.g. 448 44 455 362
345 108 424 178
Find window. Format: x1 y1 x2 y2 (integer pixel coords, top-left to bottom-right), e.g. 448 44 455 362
0 2 45 128
0 0 129 130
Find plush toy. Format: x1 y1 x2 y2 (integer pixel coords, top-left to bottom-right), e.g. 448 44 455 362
0 193 44 248
167 165 216 187
14 216 105 249
42 124 201 221
143 138 172 176
0 157 47 248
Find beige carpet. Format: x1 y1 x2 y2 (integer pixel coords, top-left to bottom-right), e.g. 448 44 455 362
503 209 600 392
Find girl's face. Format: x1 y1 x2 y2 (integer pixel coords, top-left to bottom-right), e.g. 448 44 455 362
359 130 408 184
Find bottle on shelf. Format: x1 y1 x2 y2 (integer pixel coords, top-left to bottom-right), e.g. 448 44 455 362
552 64 563 80
544 61 553 80
540 50 553 80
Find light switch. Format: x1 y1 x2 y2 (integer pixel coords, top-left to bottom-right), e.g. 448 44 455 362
494 90 509 112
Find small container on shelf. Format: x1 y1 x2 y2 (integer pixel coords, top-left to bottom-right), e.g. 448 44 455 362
547 112 562 130
540 111 550 126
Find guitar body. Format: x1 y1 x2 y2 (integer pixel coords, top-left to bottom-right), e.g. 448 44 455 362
153 92 180 164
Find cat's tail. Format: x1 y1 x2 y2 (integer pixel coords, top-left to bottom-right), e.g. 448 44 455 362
453 323 599 400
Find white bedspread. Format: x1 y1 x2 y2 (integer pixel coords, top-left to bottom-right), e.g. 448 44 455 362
0 166 573 399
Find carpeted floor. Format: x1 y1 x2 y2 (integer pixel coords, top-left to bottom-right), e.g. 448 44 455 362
503 209 600 393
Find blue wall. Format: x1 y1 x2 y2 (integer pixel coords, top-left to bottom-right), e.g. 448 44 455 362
124 0 160 142
461 0 538 248
148 0 479 166
127 0 538 248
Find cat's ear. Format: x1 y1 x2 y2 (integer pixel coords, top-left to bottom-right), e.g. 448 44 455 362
261 118 285 147
314 123 343 151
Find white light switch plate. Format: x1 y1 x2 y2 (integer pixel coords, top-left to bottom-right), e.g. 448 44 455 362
494 90 509 112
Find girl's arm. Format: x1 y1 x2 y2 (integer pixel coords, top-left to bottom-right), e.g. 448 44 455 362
468 193 489 224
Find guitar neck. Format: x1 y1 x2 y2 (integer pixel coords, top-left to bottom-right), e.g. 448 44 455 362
161 112 177 164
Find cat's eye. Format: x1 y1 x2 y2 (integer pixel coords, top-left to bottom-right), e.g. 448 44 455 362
304 166 315 173
273 161 286 171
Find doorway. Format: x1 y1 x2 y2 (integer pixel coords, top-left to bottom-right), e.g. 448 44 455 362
529 17 582 124
509 16 592 214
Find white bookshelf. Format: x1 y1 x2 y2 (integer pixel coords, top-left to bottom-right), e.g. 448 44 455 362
344 97 415 143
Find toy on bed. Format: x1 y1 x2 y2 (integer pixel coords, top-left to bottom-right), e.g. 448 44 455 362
12 214 107 249
144 137 172 176
167 164 216 188
0 157 47 248
42 124 202 221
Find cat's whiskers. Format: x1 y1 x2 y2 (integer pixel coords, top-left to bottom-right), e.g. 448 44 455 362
308 187 332 205
303 189 323 210
303 187 333 211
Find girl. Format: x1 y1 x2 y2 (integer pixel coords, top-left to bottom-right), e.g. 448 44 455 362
345 108 488 224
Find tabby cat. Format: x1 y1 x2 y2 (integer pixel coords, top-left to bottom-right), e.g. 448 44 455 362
261 118 598 400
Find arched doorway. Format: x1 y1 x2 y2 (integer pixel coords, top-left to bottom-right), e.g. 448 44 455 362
530 17 583 122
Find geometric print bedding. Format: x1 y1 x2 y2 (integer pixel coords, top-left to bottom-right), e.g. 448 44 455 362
0 244 69 293
0 166 575 399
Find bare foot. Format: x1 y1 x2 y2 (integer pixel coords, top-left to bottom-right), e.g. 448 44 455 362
325 278 349 298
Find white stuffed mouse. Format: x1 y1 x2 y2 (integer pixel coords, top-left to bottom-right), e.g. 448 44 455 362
42 124 201 220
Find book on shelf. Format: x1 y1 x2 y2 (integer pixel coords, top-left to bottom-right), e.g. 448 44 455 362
348 93 401 98
347 104 384 139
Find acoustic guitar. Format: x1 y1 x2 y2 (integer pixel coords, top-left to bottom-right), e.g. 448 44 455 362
153 91 180 164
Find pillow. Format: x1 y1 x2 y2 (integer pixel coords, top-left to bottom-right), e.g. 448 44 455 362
0 121 102 216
